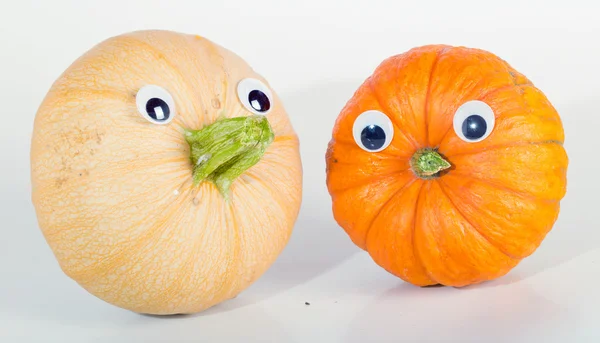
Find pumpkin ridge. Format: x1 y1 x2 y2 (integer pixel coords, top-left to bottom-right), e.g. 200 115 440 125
114 34 204 129
436 82 534 146
65 186 197 282
445 140 564 159
143 187 221 299
364 180 434 285
228 175 299 290
130 190 219 314
207 199 242 307
132 216 204 313
448 168 564 202
424 47 449 146
273 134 300 144
202 36 230 125
152 187 241 313
367 77 418 151
434 76 491 146
411 182 438 285
122 34 210 127
364 178 418 250
440 174 560 260
328 137 412 159
436 179 519 260
329 169 411 194
36 158 190 198
42 169 190 238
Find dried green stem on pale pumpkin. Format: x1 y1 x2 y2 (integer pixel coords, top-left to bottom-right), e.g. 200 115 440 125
184 115 274 198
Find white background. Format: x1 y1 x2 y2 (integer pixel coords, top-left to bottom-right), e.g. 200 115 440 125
1 0 599 342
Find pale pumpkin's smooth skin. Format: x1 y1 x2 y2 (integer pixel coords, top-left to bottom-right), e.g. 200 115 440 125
31 30 302 314
326 45 568 287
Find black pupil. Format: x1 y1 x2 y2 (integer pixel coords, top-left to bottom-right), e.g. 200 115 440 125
461 115 487 140
146 98 170 121
248 90 270 112
360 125 386 150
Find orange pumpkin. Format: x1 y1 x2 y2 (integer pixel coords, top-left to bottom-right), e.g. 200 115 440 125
325 45 568 287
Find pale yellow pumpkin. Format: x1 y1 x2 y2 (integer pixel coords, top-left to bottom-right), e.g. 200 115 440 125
30 30 302 315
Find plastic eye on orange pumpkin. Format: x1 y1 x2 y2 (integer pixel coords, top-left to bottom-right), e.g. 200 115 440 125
352 110 395 152
453 100 495 142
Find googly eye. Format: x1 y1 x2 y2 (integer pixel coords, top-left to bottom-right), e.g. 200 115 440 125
237 78 273 115
136 85 176 125
352 110 394 152
453 100 495 142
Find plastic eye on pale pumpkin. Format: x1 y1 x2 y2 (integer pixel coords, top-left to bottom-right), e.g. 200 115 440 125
237 78 273 115
352 110 394 152
135 85 176 124
453 100 495 142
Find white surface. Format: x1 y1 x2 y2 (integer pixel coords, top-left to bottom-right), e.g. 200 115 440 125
1 0 600 342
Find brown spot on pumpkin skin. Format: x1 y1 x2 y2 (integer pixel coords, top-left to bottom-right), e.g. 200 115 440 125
55 177 68 188
211 98 221 109
192 198 199 206
537 139 563 146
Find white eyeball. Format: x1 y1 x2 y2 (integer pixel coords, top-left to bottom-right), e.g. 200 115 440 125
453 100 495 143
136 85 176 125
352 110 394 152
237 78 273 115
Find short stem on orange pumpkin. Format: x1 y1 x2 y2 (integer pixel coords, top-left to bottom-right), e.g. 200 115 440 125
410 148 451 179
184 115 274 199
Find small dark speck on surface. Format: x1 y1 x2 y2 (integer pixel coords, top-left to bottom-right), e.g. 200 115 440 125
333 159 338 163
305 302 310 306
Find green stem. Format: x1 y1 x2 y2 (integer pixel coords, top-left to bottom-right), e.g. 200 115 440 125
184 115 274 198
410 148 451 179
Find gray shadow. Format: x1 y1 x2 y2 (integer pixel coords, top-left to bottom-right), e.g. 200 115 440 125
343 282 571 343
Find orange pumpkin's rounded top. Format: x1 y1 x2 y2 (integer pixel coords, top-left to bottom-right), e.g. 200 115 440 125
325 45 568 287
